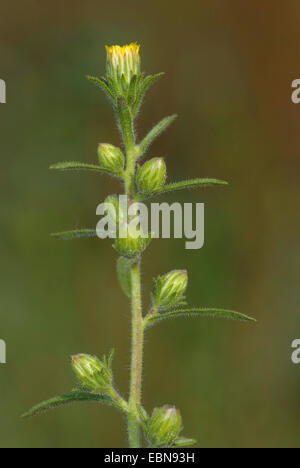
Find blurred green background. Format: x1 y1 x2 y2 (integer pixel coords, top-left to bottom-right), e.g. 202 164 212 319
0 0 299 448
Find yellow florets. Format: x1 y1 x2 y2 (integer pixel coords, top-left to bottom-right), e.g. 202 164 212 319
105 43 141 84
105 43 140 58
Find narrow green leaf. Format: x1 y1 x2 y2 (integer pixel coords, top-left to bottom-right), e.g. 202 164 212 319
173 437 197 448
86 75 115 101
117 97 135 151
142 73 165 94
139 178 228 200
50 161 120 177
139 115 177 157
117 257 132 298
22 392 114 419
51 229 97 240
133 73 165 116
144 308 256 329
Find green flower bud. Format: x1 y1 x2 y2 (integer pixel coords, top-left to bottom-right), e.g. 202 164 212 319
152 270 188 310
104 44 142 109
136 158 166 194
106 43 141 86
71 353 113 393
147 405 182 448
114 224 151 259
98 143 125 173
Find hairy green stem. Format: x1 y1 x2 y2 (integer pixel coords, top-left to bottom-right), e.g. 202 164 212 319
108 388 129 413
128 259 144 447
119 110 144 447
124 146 139 197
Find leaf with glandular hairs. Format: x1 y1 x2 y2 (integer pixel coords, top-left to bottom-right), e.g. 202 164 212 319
22 392 115 418
51 229 97 240
139 114 177 157
86 75 115 102
133 73 165 116
139 178 228 200
144 308 256 329
50 161 120 177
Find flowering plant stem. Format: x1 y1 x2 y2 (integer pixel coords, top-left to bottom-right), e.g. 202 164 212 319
121 106 144 447
23 43 256 449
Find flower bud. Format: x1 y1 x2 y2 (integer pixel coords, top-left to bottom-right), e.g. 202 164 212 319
71 353 112 393
152 270 188 310
98 144 125 173
105 43 141 86
136 158 166 194
114 224 151 259
147 405 182 448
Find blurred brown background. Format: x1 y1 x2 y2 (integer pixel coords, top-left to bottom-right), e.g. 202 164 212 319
0 0 299 448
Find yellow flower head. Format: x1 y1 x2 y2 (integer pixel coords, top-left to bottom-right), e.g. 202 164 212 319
105 43 141 84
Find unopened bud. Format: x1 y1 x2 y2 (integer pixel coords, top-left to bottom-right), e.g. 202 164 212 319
114 225 151 259
71 353 113 393
152 270 188 310
136 158 166 194
106 43 141 86
147 405 182 448
98 144 125 173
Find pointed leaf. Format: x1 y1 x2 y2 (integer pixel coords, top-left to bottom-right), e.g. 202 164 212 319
51 229 97 240
144 308 256 329
133 73 165 115
139 115 177 157
117 257 132 298
50 161 121 178
139 178 228 200
86 75 115 101
22 392 114 418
